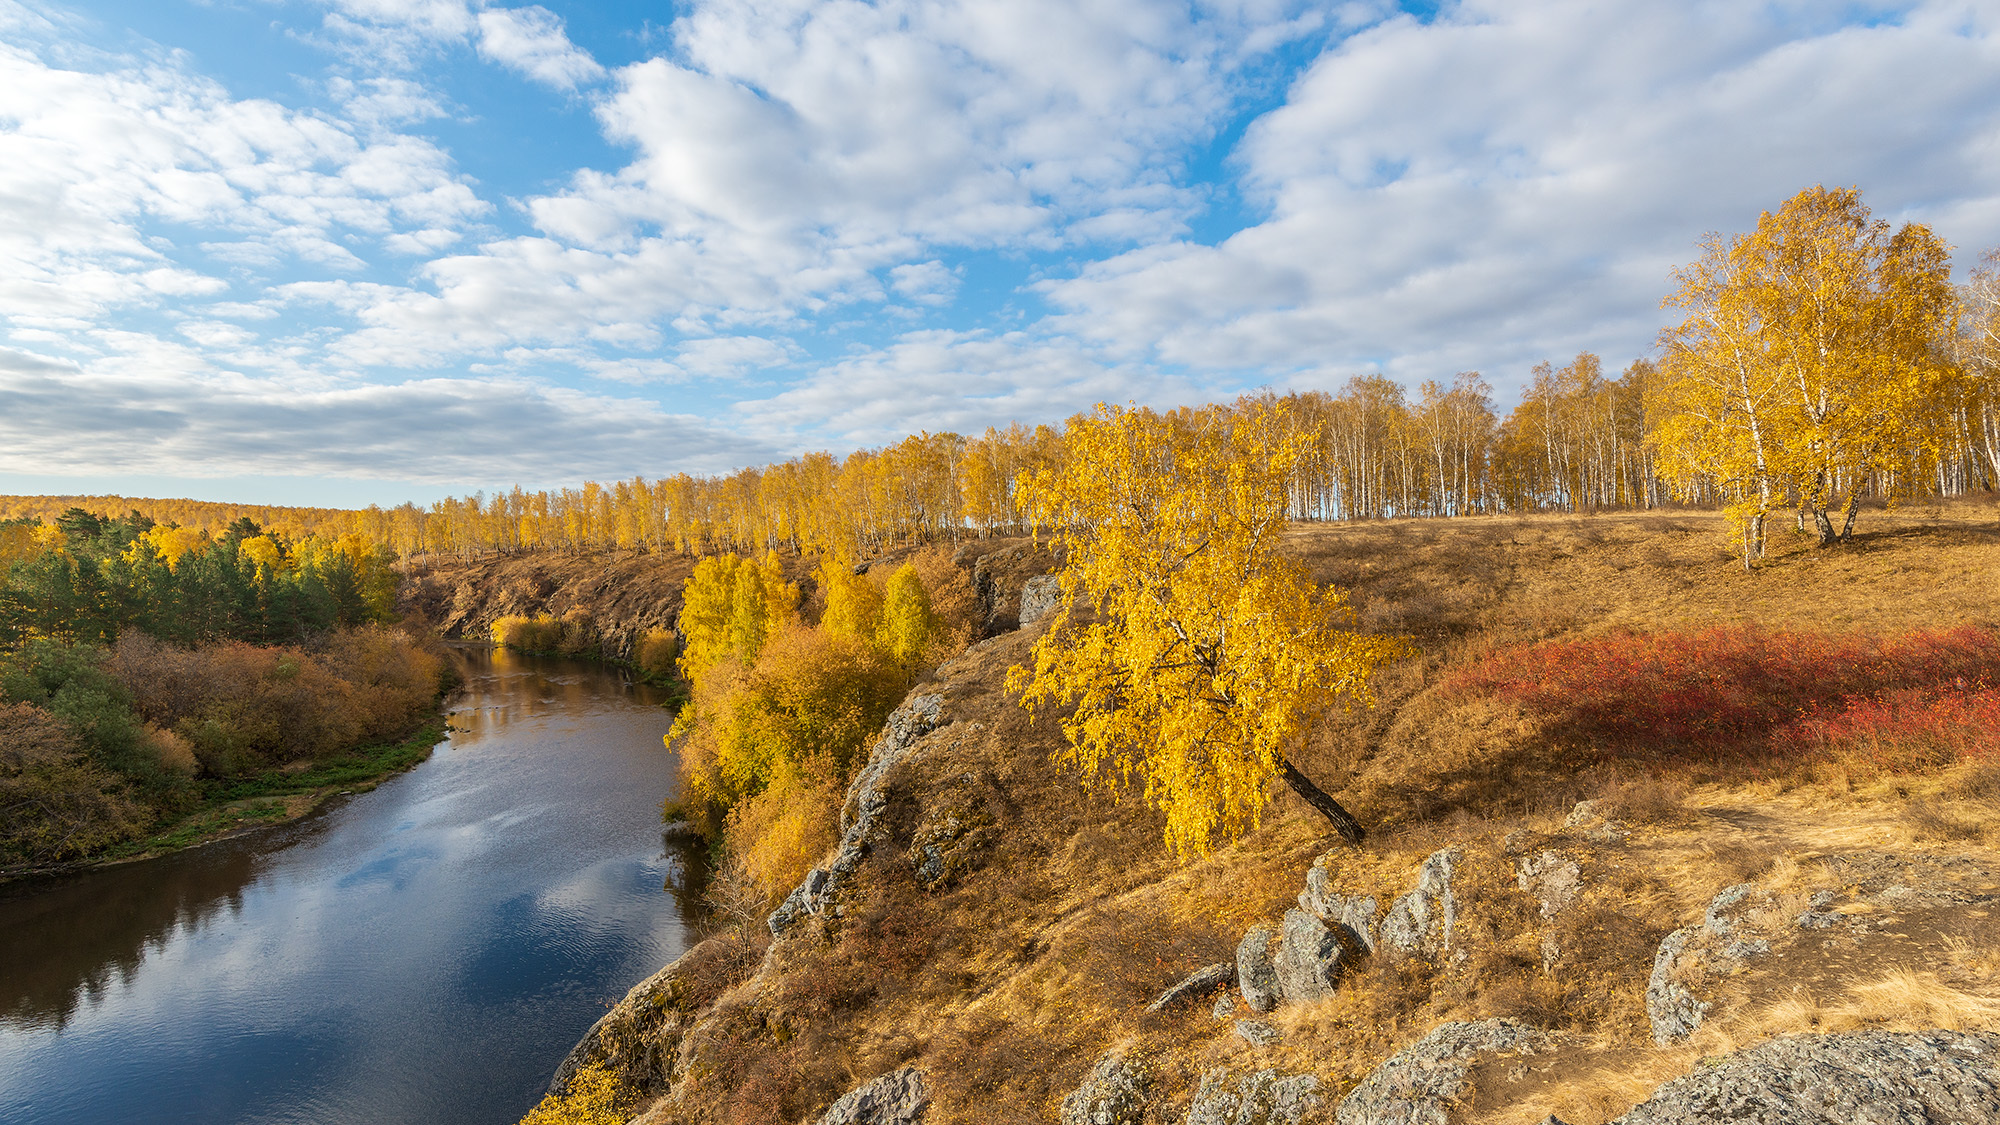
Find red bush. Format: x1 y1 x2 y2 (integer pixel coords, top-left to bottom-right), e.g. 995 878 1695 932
1442 625 2000 773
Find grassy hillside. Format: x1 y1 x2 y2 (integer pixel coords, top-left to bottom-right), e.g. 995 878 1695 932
535 498 2000 1125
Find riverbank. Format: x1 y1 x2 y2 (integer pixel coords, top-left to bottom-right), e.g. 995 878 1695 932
0 717 450 886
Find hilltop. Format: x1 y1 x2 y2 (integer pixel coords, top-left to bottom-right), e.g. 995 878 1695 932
518 497 2000 1125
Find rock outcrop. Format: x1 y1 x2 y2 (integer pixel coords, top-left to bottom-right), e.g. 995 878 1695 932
1184 1068 1322 1125
1273 908 1344 1004
1645 927 1709 1046
1611 1030 2000 1124
1236 924 1282 1013
819 1068 931 1125
1018 575 1063 626
1382 848 1462 959
1147 962 1236 1013
1060 1053 1150 1125
1337 1019 1550 1125
1298 861 1378 955
770 695 947 936
545 955 696 1100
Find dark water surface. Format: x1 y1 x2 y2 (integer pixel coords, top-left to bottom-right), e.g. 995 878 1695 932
0 647 696 1125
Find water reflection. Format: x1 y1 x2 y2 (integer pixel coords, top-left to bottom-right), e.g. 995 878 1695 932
0 647 695 1125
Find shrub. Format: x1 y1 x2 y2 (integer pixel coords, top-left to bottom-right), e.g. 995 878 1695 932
0 702 149 861
635 627 680 683
1441 625 2000 775
492 613 561 653
724 764 842 901
516 1061 627 1125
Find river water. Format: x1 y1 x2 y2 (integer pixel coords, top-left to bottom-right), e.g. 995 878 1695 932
0 647 698 1125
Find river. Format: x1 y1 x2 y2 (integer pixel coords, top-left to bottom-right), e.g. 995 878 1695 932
0 646 698 1125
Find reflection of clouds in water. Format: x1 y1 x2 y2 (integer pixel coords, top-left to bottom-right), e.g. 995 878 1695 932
0 649 686 1125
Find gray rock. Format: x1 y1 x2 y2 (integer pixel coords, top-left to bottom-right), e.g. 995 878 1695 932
1234 1020 1281 1048
1019 575 1063 626
1299 861 1378 954
1796 908 1846 929
1610 1030 2000 1124
1382 848 1462 958
1337 1019 1550 1125
1237 924 1281 1013
820 1068 930 1125
1211 991 1237 1021
1516 850 1582 919
1274 908 1344 1004
770 694 946 937
1564 799 1605 828
547 954 696 1098
1702 883 1757 937
1060 1053 1149 1125
1148 962 1237 1013
1185 1069 1322 1125
1646 928 1710 1046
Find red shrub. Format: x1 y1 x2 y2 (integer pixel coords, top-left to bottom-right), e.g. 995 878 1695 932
1442 626 2000 772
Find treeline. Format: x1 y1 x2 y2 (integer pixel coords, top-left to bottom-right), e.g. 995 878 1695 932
0 509 398 648
0 509 439 866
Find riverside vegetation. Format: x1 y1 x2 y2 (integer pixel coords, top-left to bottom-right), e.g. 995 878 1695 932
0 508 448 871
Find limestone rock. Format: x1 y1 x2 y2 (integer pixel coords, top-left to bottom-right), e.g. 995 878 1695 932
1298 861 1378 954
1274 908 1344 1004
1234 1020 1281 1048
820 1068 930 1125
1516 850 1582 919
1702 883 1758 938
1611 1030 2000 1124
1211 990 1236 1021
546 955 696 1099
770 694 946 937
1060 1053 1149 1125
1184 1069 1322 1125
1646 928 1709 1046
1147 962 1236 1013
1336 1019 1551 1125
1382 848 1462 958
1019 575 1063 626
1236 924 1281 1013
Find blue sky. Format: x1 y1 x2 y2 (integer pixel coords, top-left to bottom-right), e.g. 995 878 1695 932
2 0 1997 508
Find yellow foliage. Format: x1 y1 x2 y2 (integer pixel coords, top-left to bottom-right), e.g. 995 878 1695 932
238 534 285 577
818 557 883 641
675 551 797 683
635 627 679 681
724 763 842 899
877 563 937 668
1008 400 1410 860
516 1061 626 1125
492 613 561 652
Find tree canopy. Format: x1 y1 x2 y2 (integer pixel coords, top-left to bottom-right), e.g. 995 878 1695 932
1007 401 1409 860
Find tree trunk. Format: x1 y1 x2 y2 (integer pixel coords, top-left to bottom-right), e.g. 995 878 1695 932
1279 757 1366 845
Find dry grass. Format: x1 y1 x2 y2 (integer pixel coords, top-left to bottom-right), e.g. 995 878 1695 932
637 500 2000 1125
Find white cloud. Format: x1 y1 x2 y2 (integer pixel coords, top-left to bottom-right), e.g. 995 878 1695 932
0 345 779 483
0 40 489 328
1041 0 2000 398
734 330 1200 446
476 6 605 90
889 261 959 306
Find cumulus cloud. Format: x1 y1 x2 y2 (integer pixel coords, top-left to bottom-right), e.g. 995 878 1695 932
1042 0 2000 397
476 6 605 90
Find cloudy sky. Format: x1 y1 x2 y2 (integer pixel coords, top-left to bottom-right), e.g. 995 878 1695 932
2 0 1997 507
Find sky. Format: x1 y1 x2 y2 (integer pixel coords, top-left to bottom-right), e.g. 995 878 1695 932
2 0 1998 508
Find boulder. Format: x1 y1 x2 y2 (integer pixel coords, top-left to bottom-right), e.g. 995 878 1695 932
1646 928 1709 1046
1184 1069 1322 1125
770 694 946 937
1516 851 1582 919
1060 1052 1150 1125
1147 962 1237 1013
1298 861 1378 955
1234 1020 1282 1048
1611 1030 2000 1124
1273 908 1344 1004
820 1068 930 1125
1382 848 1462 958
1210 991 1236 1021
1236 924 1281 1013
1019 575 1063 626
1336 1019 1551 1125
